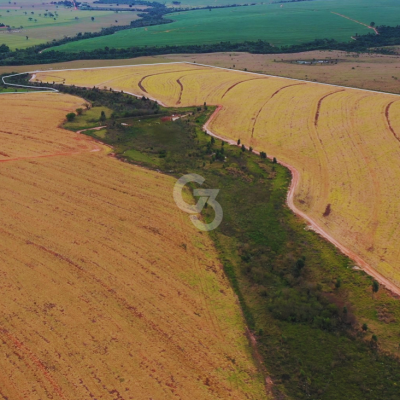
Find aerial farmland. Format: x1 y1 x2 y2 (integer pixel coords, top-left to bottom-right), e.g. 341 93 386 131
0 92 267 399
34 63 400 291
2 0 400 398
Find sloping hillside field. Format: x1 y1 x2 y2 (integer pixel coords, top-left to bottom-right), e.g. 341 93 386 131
34 63 400 291
0 93 267 399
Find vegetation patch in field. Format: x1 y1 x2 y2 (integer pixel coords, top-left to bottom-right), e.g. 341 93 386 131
34 64 400 293
67 89 400 399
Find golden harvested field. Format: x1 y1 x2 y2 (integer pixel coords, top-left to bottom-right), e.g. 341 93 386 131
168 51 400 94
34 63 400 291
3 49 400 94
0 93 267 399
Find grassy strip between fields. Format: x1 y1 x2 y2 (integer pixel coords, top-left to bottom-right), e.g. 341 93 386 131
64 92 400 400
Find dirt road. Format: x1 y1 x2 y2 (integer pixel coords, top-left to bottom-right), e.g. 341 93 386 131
203 105 400 298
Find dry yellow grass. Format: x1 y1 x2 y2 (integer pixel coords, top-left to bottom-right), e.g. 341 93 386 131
0 93 267 400
35 63 400 290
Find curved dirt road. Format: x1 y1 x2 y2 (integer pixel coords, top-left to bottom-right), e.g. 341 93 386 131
203 105 400 298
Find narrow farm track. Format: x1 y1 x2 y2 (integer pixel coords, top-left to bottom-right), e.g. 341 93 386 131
221 78 267 99
251 82 306 137
138 68 208 94
331 11 379 34
315 89 345 126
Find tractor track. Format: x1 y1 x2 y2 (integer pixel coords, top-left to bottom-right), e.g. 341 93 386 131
251 82 306 137
221 78 267 99
315 89 345 126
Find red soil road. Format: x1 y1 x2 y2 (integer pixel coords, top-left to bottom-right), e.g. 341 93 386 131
137 68 208 94
203 105 400 297
176 77 184 104
331 11 379 35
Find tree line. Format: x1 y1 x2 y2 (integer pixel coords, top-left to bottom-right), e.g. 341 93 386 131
0 25 400 66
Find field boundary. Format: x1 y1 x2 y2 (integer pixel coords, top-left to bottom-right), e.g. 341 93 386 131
25 61 400 97
330 11 379 35
1 72 59 94
202 106 400 297
4 61 400 97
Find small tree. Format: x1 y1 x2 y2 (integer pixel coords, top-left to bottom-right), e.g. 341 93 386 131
260 151 267 159
249 146 253 153
362 323 368 331
370 21 375 27
91 16 94 21
372 280 379 297
100 110 106 122
66 112 76 122
76 108 83 116
335 278 341 289
273 157 277 164
241 144 246 152
237 138 241 145
295 258 305 275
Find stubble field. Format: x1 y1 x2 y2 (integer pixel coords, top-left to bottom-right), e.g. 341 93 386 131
34 63 400 292
2 50 400 95
0 92 267 399
168 51 400 94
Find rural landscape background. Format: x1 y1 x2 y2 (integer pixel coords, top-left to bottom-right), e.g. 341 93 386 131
1 0 400 399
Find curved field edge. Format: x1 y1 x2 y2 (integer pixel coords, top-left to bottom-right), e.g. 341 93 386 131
0 93 268 400
203 106 400 298
32 62 400 294
64 91 400 400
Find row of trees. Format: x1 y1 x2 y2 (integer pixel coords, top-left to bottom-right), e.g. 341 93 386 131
1 24 400 66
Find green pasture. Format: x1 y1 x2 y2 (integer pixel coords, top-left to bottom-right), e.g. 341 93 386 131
47 0 400 53
0 3 137 49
